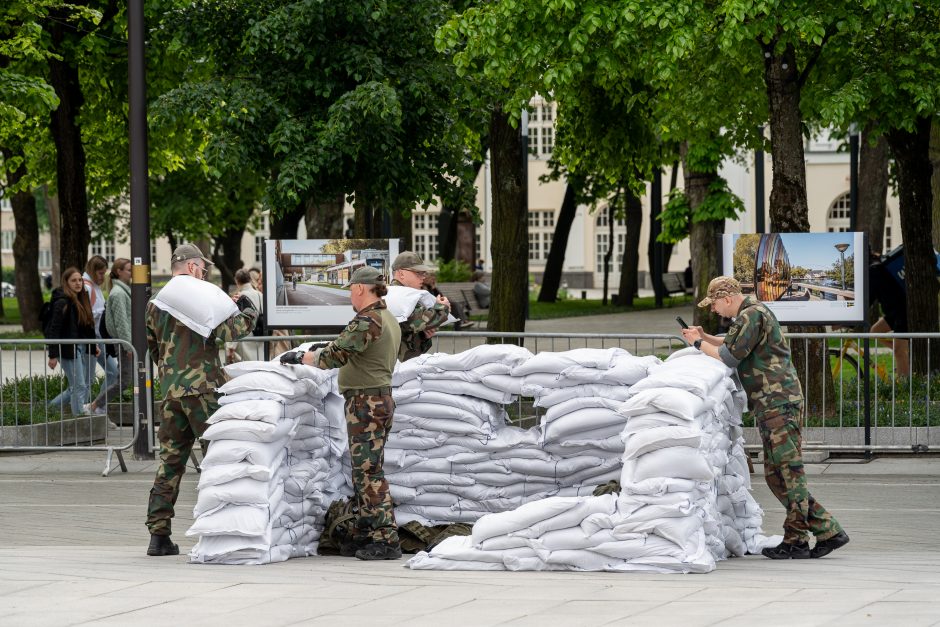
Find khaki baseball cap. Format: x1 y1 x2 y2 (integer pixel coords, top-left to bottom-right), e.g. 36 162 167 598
170 243 214 266
391 251 433 273
344 266 385 287
697 276 742 308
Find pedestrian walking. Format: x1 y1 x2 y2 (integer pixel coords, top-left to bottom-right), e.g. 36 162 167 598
145 244 258 557
46 268 98 416
681 276 850 559
86 259 132 417
83 255 119 387
390 251 449 360
281 266 402 560
227 268 264 363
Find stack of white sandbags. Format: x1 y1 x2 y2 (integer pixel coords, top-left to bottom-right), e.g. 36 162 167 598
406 349 775 573
188 361 351 565
387 347 662 525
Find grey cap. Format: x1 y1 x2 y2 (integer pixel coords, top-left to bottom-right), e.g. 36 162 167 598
391 251 433 272
171 243 214 266
344 266 385 287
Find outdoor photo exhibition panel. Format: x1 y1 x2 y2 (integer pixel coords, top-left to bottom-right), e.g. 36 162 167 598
263 238 401 328
721 231 867 326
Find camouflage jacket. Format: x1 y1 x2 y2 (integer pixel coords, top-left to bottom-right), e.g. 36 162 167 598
719 296 803 415
316 300 400 391
390 279 450 361
147 300 257 398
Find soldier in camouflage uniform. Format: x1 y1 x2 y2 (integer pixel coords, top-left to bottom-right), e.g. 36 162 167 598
145 244 258 556
683 276 850 559
281 266 403 560
390 251 450 361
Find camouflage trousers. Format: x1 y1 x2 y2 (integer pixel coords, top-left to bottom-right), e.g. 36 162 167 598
344 391 399 545
146 393 218 536
758 403 843 544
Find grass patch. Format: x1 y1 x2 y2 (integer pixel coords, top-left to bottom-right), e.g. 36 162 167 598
0 297 23 325
525 294 693 320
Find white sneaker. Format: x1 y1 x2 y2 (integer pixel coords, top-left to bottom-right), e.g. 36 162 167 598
81 403 93 415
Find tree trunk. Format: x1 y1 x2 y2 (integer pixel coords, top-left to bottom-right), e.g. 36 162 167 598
47 33 91 272
764 43 810 232
857 127 889 254
45 188 61 287
269 203 305 239
887 118 940 374
1 150 43 332
212 226 245 294
353 186 376 239
437 205 459 261
602 200 614 306
487 109 527 334
763 44 832 416
682 149 723 332
930 119 940 251
618 187 643 307
390 208 412 250
538 183 576 302
305 194 345 239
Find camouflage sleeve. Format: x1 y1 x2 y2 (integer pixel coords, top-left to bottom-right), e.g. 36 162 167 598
317 314 381 369
720 309 763 367
146 303 159 364
212 308 258 343
405 302 449 335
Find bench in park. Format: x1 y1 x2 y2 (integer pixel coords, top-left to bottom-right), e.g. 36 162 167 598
437 282 489 320
661 272 694 303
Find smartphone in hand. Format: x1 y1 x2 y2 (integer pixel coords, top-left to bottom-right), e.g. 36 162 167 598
675 316 689 329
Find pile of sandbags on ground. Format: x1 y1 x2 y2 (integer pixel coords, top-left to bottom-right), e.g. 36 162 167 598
406 348 775 573
387 347 659 526
188 361 351 565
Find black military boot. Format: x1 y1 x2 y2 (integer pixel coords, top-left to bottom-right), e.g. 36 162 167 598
355 542 403 561
761 540 810 559
811 531 850 558
147 534 179 556
339 538 368 558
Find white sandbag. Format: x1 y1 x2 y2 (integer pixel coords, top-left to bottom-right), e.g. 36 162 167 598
624 446 714 483
393 402 493 427
542 396 626 422
197 452 287 488
385 285 457 325
201 439 287 468
393 414 492 437
559 355 660 386
186 501 285 538
479 374 524 396
195 480 285 517
202 416 298 443
541 407 626 441
472 496 593 544
508 494 618 539
224 360 333 384
426 535 539 563
534 384 633 408
622 425 703 460
418 378 514 404
406 553 508 571
151 275 239 338
618 388 708 421
419 362 512 382
425 344 534 371
207 400 317 425
510 348 628 376
218 390 298 405
630 354 730 398
218 371 315 398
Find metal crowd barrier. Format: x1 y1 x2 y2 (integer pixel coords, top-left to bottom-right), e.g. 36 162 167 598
230 330 939 454
0 338 139 475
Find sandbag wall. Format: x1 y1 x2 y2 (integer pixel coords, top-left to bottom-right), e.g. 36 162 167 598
187 362 352 565
405 348 775 573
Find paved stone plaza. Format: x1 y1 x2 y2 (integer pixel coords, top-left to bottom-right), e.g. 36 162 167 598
1 452 939 626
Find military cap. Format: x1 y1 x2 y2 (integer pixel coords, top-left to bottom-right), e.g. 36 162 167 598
170 243 214 266
344 265 385 287
697 275 742 308
391 251 433 272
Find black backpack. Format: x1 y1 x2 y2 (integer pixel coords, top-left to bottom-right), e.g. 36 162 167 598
39 301 54 337
99 306 118 357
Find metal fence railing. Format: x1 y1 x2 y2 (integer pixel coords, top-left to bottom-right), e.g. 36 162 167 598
229 331 938 454
0 338 139 475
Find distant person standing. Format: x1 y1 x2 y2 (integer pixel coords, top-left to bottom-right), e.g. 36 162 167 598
471 270 490 309
83 255 119 387
390 251 450 360
46 268 98 416
684 260 693 289
86 259 133 415
145 244 258 556
682 276 849 560
228 269 264 362
281 266 402 560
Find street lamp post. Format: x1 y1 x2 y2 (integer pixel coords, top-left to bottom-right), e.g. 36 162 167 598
834 243 850 291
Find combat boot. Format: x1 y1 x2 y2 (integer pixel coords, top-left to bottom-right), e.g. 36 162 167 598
811 531 850 558
761 540 810 559
339 538 368 558
355 542 402 561
147 534 179 556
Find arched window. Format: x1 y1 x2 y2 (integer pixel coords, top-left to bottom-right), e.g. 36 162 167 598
826 192 851 233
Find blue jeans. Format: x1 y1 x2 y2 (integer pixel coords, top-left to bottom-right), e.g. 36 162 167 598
48 346 95 415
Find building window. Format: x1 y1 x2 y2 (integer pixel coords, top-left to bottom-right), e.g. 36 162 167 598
1 230 13 251
528 233 540 261
151 242 158 263
90 237 115 260
596 232 608 273
39 248 52 268
884 209 893 251
826 192 851 233
541 126 554 156
255 236 264 264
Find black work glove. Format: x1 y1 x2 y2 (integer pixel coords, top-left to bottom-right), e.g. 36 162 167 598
235 295 256 312
279 350 305 365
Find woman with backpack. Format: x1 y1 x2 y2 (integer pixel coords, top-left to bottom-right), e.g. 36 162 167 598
46 267 99 416
84 255 119 392
86 258 132 415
